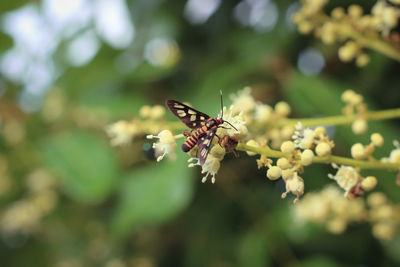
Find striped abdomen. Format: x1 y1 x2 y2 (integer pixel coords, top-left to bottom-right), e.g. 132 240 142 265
181 126 207 152
181 118 222 152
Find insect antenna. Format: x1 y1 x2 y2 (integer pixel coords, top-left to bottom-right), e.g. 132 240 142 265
225 121 238 132
220 89 224 119
219 90 238 132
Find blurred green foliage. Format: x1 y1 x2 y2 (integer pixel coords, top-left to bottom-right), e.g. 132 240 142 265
0 0 400 266
40 131 118 204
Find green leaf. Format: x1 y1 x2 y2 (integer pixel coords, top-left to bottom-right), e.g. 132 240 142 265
0 0 31 13
0 32 13 53
111 152 194 238
128 61 177 83
78 93 148 120
40 130 118 204
56 45 121 98
300 256 340 267
237 230 270 267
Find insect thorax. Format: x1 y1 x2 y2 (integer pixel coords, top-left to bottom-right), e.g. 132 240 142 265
205 118 222 129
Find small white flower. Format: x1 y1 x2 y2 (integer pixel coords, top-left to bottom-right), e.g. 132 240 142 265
282 172 304 203
210 145 226 160
292 125 316 149
217 106 247 140
254 104 273 122
230 87 256 115
328 165 359 196
389 148 400 164
105 120 138 146
275 101 291 117
148 130 177 162
295 122 303 131
201 155 221 184
188 153 222 184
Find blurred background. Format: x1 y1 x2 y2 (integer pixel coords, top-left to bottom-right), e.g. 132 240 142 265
0 0 400 266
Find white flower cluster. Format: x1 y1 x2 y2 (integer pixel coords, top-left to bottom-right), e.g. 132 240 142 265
229 87 292 149
105 105 168 147
217 106 247 140
293 186 366 234
147 130 177 162
247 138 307 203
382 140 400 164
294 187 400 240
367 192 399 240
1 169 58 235
105 120 139 146
189 146 226 184
292 122 334 156
293 1 400 67
351 132 384 160
341 90 368 134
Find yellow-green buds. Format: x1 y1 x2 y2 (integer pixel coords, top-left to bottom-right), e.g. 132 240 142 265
267 166 282 181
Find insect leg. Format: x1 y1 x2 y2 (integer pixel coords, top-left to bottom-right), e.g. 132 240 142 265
215 134 224 147
183 129 192 137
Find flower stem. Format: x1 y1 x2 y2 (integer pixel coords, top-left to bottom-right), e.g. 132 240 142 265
276 108 400 128
343 26 400 62
236 143 400 171
316 14 400 62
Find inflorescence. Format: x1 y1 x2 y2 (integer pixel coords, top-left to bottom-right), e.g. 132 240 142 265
106 87 400 240
292 0 400 65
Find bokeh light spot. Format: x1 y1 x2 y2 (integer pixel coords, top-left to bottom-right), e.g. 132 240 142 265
66 30 100 67
144 38 180 67
297 48 325 76
94 0 135 49
184 0 221 25
234 0 278 31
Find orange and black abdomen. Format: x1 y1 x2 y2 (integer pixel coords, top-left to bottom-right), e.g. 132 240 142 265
181 127 206 152
182 136 197 152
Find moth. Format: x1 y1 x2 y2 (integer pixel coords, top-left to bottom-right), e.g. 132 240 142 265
166 91 237 165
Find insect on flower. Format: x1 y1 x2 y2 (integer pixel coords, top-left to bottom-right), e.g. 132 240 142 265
166 91 238 165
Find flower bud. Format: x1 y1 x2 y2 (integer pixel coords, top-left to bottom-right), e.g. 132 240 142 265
246 140 259 156
139 105 152 118
281 141 295 154
277 157 291 170
356 54 370 67
301 149 314 166
275 101 291 117
282 169 294 180
348 5 363 18
150 105 165 120
367 192 387 207
315 142 331 156
370 133 384 147
314 126 326 136
342 90 355 103
352 119 367 134
361 176 377 191
351 143 366 159
267 166 282 181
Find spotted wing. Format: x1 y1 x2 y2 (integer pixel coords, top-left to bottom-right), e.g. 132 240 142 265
198 128 217 166
166 100 210 129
